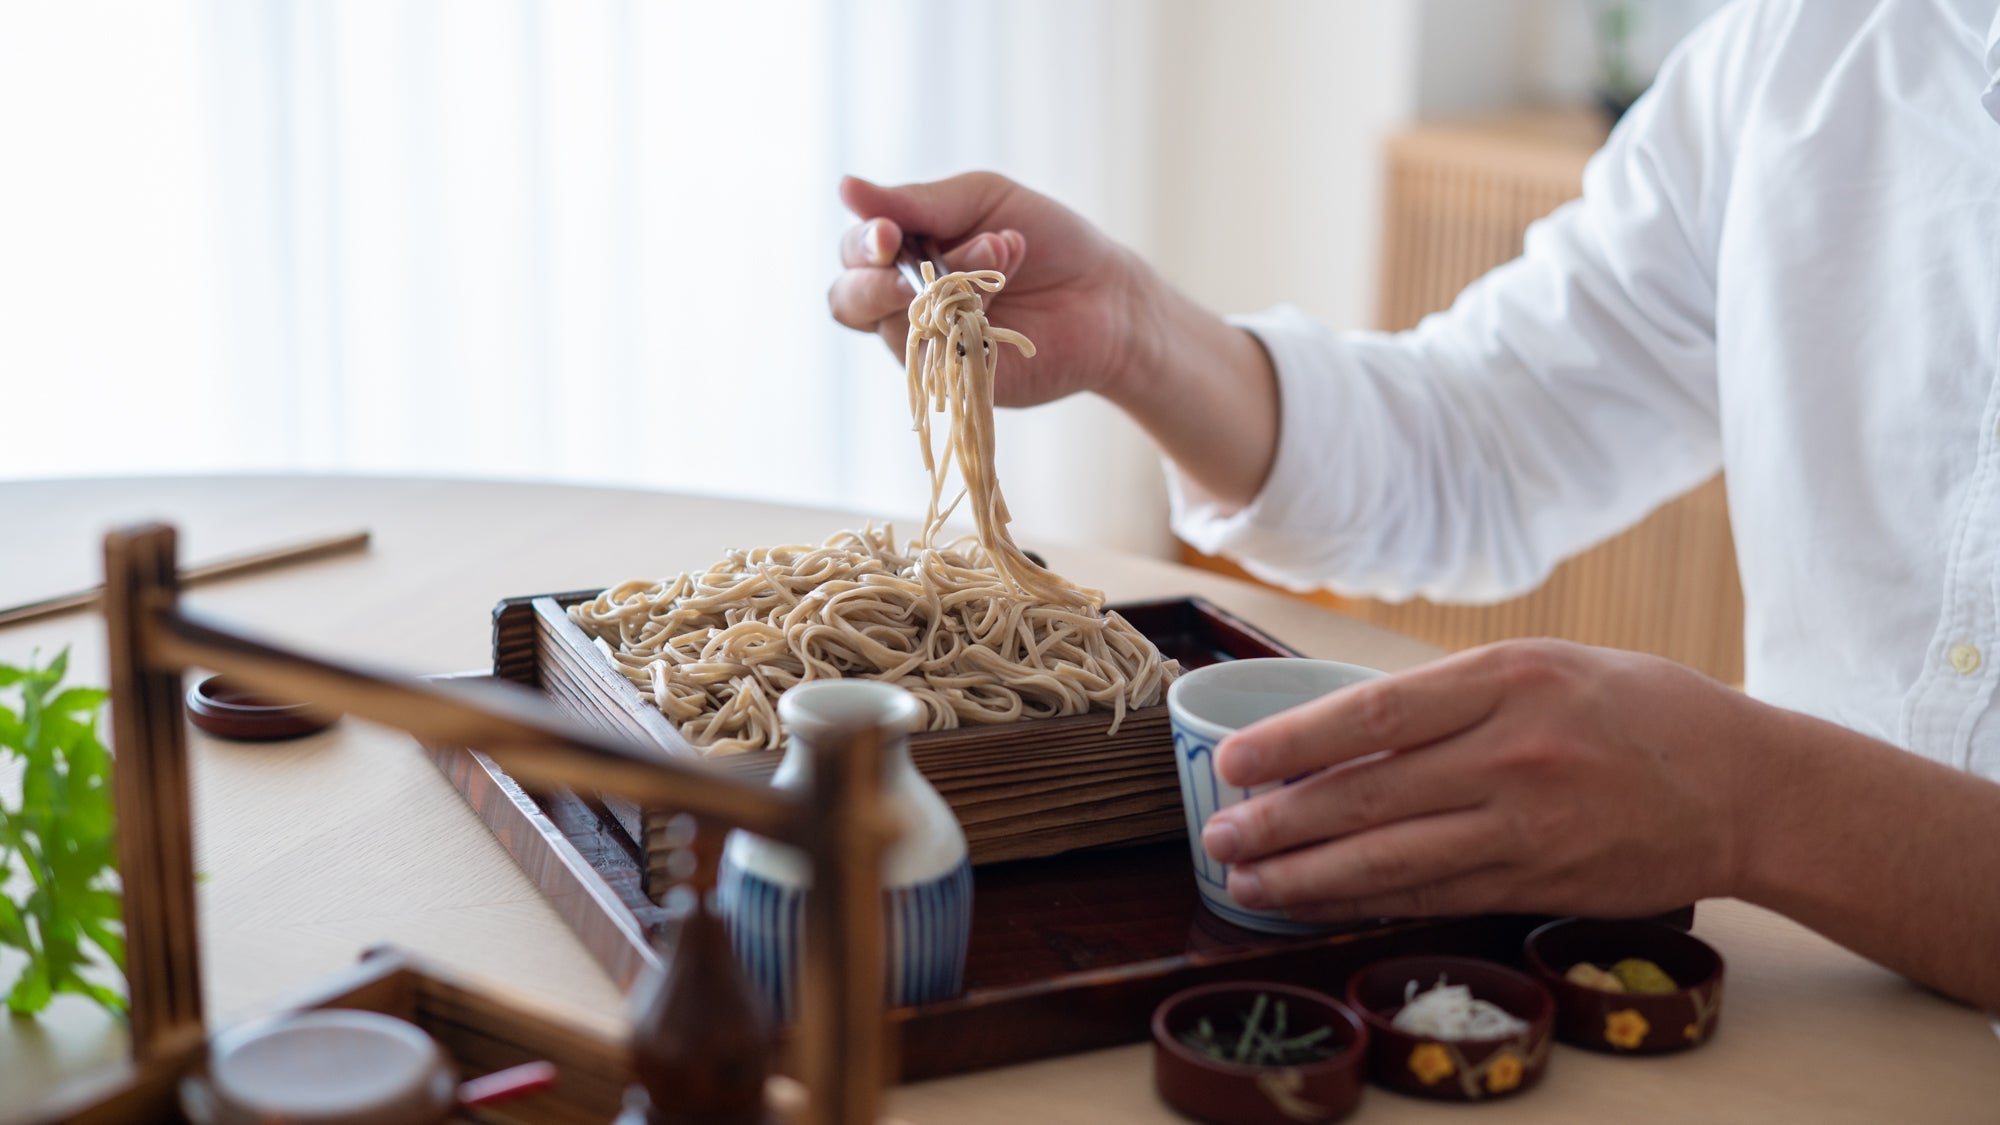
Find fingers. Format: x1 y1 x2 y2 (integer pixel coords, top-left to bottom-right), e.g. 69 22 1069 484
1282 866 1514 924
941 229 1027 276
831 171 1034 348
840 217 903 268
838 220 1026 276
1226 808 1508 914
1202 737 1489 865
827 267 910 332
828 229 1029 335
840 171 1016 241
1215 647 1511 787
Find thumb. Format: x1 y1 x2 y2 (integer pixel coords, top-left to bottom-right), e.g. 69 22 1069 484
840 172 1014 243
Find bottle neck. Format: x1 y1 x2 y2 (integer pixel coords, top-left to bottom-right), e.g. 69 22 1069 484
770 726 912 791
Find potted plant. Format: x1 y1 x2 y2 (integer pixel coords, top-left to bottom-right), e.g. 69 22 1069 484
1 650 124 1017
1592 0 1646 125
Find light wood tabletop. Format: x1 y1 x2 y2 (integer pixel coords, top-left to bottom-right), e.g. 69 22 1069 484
1 475 1994 1123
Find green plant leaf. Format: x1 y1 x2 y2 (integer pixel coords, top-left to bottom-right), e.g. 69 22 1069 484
78 911 125 972
48 688 108 716
78 889 122 922
20 764 54 819
54 975 126 1016
0 896 28 951
64 783 112 840
0 650 123 1022
6 956 52 1015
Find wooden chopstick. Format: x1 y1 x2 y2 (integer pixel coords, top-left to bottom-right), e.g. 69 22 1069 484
0 529 371 629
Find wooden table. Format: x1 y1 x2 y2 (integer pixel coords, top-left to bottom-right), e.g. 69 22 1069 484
1 475 1993 1123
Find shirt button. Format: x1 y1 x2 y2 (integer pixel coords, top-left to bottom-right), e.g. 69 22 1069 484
1949 642 1983 675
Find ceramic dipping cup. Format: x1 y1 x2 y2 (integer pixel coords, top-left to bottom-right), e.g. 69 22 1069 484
1166 658 1383 934
180 1010 456 1125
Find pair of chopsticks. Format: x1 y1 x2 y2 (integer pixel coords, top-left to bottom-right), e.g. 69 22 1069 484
0 530 371 629
895 233 947 297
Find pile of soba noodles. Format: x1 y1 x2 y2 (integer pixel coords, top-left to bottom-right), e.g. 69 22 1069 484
569 263 1179 754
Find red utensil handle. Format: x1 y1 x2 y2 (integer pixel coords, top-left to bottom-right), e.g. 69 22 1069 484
457 1060 559 1107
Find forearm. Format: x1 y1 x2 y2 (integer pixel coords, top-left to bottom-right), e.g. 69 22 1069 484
1100 254 1280 510
1732 703 2000 1012
1110 232 1726 604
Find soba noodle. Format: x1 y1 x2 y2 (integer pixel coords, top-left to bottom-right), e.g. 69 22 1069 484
569 264 1180 754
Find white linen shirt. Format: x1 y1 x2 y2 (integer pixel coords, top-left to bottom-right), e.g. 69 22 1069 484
1169 0 2000 782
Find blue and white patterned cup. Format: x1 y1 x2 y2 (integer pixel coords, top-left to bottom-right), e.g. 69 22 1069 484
716 680 972 1018
1167 657 1385 934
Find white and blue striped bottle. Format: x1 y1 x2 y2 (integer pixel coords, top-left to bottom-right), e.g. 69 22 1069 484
715 680 973 1019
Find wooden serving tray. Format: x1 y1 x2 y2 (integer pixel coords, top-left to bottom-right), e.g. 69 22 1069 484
39 952 628 1125
494 593 1304 889
427 729 1694 1081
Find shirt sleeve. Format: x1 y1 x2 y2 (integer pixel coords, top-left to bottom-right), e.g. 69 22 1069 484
1169 0 1783 604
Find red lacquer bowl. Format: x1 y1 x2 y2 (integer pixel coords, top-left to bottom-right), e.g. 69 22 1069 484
1152 981 1368 1125
1523 917 1725 1054
1345 955 1554 1102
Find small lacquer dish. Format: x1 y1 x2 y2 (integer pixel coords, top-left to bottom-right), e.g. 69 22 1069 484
1523 917 1725 1054
187 674 337 741
1152 981 1369 1125
1345 955 1554 1102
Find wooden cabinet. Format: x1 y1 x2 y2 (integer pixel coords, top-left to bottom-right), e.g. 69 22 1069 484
1187 111 1745 683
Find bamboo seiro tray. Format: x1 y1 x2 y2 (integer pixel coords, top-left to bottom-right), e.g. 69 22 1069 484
429 732 1696 1080
493 592 1304 891
457 591 1698 1080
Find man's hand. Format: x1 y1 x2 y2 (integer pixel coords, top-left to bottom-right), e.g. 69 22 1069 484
830 170 1283 507
829 172 1150 407
1201 639 1762 923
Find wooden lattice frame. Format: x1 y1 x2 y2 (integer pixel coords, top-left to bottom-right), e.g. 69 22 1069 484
100 522 896 1125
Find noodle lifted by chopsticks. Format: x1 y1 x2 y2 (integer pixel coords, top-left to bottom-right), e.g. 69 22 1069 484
570 265 1180 754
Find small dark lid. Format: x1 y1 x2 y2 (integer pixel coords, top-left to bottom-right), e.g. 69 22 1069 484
186 675 337 741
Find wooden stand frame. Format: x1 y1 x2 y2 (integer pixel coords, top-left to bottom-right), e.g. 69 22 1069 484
98 523 897 1125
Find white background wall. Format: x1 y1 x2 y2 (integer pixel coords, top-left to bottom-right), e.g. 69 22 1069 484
1142 0 1723 333
0 1 1719 560
1150 2 1423 335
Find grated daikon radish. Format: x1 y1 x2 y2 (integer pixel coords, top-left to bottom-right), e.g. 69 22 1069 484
1390 976 1528 1040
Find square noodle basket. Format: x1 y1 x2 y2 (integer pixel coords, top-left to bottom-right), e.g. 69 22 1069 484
494 592 1302 892
459 589 1697 1079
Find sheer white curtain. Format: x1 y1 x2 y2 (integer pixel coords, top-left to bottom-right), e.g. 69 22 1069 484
1 3 1708 556
0 0 1173 554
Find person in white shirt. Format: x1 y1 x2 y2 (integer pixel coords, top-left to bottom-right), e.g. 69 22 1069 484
828 0 2000 1012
